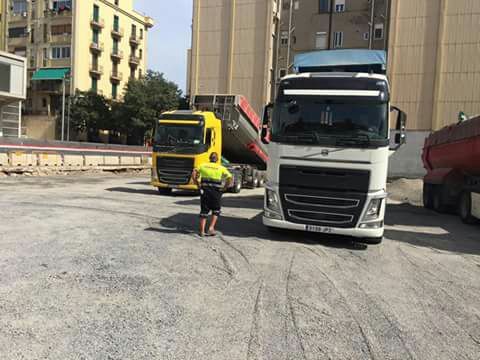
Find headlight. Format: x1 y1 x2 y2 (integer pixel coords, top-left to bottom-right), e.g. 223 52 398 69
363 198 383 221
266 189 281 212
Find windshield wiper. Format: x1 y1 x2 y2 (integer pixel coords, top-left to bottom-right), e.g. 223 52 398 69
335 133 371 147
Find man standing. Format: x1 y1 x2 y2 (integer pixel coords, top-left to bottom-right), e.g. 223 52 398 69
192 152 233 237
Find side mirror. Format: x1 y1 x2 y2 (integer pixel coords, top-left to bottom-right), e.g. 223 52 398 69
261 103 273 144
390 106 407 150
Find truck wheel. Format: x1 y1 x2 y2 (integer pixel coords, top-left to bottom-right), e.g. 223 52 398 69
359 237 383 245
252 176 259 188
423 183 434 209
157 187 172 196
232 175 242 194
459 191 477 224
432 187 447 213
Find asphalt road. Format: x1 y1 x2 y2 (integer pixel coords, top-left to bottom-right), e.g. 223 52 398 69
0 174 479 360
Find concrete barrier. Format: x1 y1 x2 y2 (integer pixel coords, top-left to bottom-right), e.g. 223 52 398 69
38 153 62 167
0 139 152 174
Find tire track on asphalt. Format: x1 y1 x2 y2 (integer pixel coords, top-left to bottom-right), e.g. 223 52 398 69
246 281 264 360
397 246 480 350
304 247 415 360
285 253 308 360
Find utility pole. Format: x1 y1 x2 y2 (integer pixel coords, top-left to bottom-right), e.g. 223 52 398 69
369 0 376 49
286 0 294 73
327 0 334 49
61 77 66 141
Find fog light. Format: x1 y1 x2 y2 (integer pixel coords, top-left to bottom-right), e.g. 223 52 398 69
362 198 383 221
264 210 282 220
266 189 281 212
359 221 384 229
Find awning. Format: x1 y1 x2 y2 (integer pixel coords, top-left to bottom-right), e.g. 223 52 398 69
31 67 70 81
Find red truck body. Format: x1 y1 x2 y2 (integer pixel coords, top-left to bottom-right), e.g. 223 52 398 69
422 115 480 221
422 116 480 182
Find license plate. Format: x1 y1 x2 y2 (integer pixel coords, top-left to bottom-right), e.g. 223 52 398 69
306 225 332 234
168 184 178 189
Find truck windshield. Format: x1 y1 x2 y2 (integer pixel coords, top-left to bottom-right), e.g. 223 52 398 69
154 124 204 147
271 98 389 147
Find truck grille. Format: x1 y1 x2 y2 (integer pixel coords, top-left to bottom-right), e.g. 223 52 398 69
156 157 194 185
279 187 367 228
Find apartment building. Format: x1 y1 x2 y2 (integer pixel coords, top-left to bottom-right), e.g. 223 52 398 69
277 0 390 77
5 0 153 140
387 0 480 176
188 0 280 115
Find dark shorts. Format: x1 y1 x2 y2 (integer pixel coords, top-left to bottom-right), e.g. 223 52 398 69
200 187 222 218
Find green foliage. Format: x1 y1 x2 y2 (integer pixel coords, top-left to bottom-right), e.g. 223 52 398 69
69 71 184 144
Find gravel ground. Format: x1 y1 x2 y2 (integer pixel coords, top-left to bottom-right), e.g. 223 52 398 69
0 175 479 360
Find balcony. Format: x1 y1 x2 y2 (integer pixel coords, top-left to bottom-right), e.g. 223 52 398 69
129 35 141 46
44 9 73 18
89 64 104 77
129 55 140 66
111 49 124 61
90 41 104 53
90 17 105 29
7 35 28 47
110 71 123 82
111 27 124 39
49 33 72 44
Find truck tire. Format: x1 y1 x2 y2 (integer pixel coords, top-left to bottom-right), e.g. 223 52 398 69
423 183 434 209
459 191 477 224
432 187 447 213
157 187 172 196
232 175 242 194
359 236 383 245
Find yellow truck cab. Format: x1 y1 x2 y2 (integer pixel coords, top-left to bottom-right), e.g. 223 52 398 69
151 110 223 194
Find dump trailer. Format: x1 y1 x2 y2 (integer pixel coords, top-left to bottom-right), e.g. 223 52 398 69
261 50 407 244
422 115 480 223
151 95 267 194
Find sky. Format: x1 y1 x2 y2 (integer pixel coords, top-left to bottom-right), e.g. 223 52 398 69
134 0 193 92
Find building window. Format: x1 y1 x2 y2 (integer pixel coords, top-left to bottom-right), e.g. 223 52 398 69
131 24 137 38
113 39 119 54
51 24 72 35
51 46 71 59
315 32 327 49
374 24 384 40
112 83 118 99
113 16 120 32
91 78 98 93
139 49 143 59
14 47 27 57
115 0 119 5
52 0 72 12
333 31 343 48
8 27 28 38
93 5 100 22
42 98 48 108
318 0 329 13
363 32 369 41
130 67 135 79
335 0 345 12
12 0 27 15
280 31 288 46
92 30 99 44
140 28 144 39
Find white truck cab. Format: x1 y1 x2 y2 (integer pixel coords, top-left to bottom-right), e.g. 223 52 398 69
262 61 406 244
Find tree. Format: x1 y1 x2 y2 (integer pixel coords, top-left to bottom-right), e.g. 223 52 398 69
70 91 112 142
119 71 182 145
